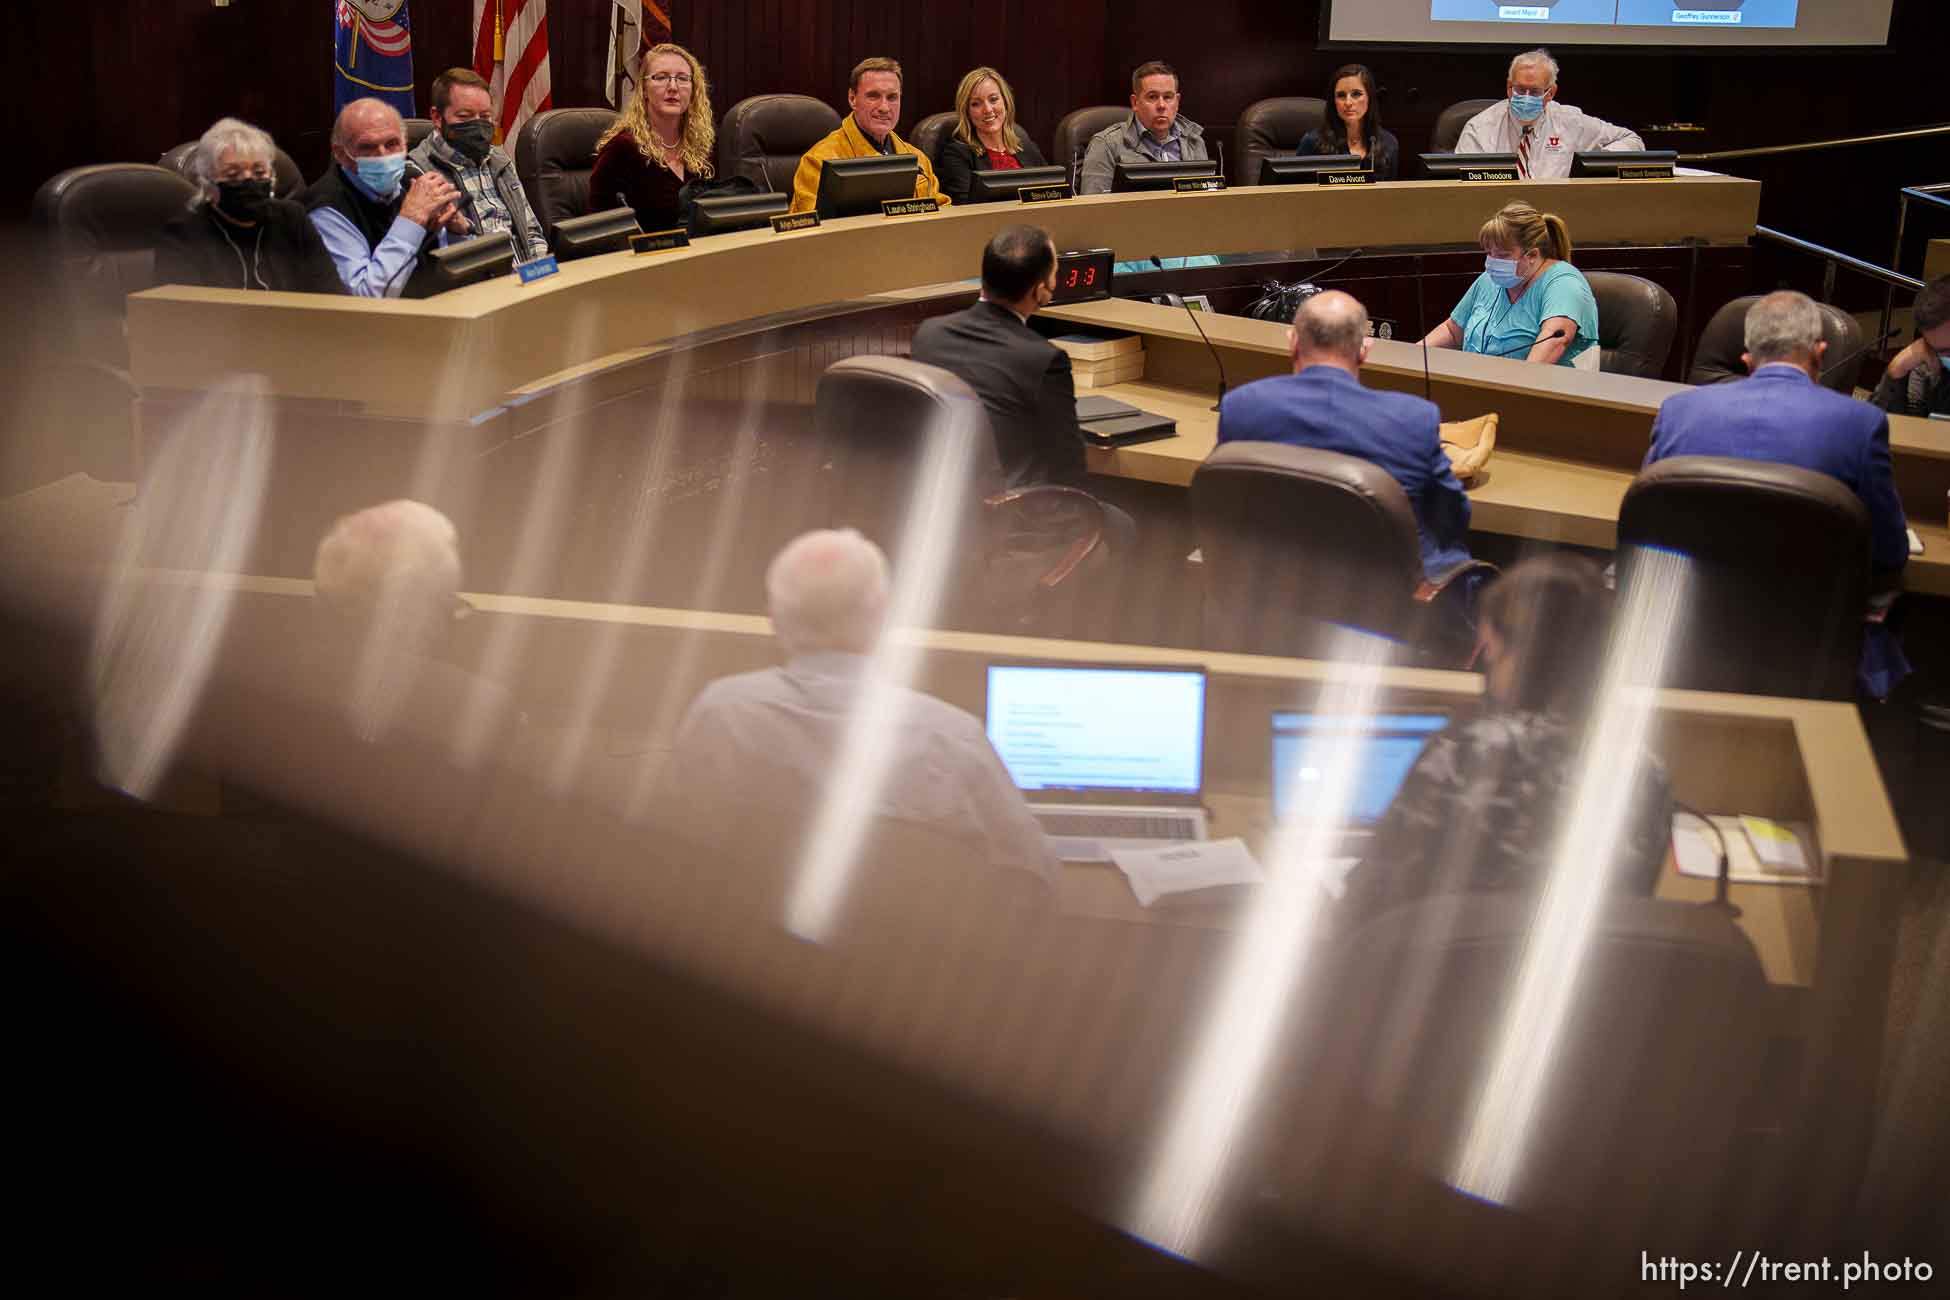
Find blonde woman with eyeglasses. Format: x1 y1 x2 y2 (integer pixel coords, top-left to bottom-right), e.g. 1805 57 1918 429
590 42 715 234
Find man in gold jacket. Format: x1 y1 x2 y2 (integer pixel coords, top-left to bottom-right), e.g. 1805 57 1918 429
789 57 950 214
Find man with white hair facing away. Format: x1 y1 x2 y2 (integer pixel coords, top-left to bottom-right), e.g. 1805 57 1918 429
154 117 345 293
662 529 1058 883
309 499 515 747
1644 290 1909 576
1455 48 1643 180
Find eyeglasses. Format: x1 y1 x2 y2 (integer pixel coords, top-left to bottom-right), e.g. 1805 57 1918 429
647 73 694 87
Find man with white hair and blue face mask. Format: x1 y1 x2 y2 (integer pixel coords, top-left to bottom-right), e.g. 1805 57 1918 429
1455 48 1642 180
305 97 465 297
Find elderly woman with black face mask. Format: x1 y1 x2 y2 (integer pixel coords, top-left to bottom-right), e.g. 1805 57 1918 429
154 117 346 294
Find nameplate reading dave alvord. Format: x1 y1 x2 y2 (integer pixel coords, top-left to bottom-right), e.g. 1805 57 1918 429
1318 170 1373 186
631 229 690 254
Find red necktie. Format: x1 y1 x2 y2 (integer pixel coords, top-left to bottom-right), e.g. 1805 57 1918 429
1518 126 1533 179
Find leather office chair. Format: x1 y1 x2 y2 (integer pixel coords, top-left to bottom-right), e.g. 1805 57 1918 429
512 107 617 249
809 356 1113 632
31 163 200 479
906 111 958 166
1618 455 1870 699
1234 97 1328 185
1252 895 1772 1252
403 117 437 151
158 141 308 201
1051 106 1128 181
717 94 841 192
1190 443 1491 660
1431 98 1502 152
1688 294 1864 393
1585 271 1678 378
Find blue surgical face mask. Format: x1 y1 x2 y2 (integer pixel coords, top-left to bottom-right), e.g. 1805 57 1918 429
351 152 406 199
1509 92 1547 123
1485 256 1525 289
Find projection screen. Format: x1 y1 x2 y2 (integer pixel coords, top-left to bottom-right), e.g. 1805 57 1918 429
1324 0 1896 49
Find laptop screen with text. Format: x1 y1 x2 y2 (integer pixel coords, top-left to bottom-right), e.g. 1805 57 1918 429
985 666 1205 795
1271 712 1450 825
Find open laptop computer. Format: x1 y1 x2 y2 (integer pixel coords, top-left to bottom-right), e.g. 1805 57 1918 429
1270 711 1449 842
985 663 1209 861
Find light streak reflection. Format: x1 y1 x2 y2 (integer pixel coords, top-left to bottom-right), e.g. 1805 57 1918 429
90 375 274 799
1128 630 1393 1259
1449 546 1693 1207
781 394 985 944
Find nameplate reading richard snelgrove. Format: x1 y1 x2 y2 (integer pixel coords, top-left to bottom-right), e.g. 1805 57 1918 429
881 197 939 217
1616 165 1676 180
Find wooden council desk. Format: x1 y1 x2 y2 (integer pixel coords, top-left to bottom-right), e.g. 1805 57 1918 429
1043 297 1950 594
126 174 1760 424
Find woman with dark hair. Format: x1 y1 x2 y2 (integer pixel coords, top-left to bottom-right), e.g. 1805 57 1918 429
1295 64 1399 181
1337 554 1674 926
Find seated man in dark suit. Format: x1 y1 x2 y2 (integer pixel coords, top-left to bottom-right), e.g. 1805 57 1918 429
1216 290 1473 584
911 224 1085 489
1646 291 1909 575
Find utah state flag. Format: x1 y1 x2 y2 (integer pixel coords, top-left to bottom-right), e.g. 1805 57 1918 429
335 0 417 117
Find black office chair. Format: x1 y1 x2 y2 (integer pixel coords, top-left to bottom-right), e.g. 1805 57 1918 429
512 107 617 250
32 163 201 478
1190 442 1492 661
1585 271 1678 379
906 111 958 167
1051 106 1128 182
716 94 842 192
1618 455 1870 699
808 356 1114 633
158 141 308 202
1688 294 1863 393
1431 99 1502 153
1233 97 1328 185
1250 894 1773 1255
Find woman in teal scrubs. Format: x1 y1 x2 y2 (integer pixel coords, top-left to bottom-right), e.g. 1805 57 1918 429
1423 201 1599 369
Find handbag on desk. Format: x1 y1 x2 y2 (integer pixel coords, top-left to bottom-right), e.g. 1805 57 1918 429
1440 413 1498 483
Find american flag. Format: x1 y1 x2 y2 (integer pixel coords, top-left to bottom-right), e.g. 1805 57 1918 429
472 0 551 146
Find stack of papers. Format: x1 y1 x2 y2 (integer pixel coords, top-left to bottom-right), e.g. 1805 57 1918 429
1671 813 1823 886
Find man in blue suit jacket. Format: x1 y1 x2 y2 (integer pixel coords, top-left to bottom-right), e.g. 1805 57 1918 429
1645 291 1909 573
1215 290 1473 582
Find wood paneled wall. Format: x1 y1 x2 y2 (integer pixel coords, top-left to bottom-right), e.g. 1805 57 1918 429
11 0 1947 261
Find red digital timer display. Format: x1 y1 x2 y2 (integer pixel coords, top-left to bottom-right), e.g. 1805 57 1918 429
1049 248 1114 305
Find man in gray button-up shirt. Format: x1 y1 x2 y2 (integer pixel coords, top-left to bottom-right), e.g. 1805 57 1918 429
1079 60 1211 195
661 529 1059 884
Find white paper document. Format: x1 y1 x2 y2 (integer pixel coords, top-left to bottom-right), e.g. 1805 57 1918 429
1109 837 1265 907
1672 814 1824 886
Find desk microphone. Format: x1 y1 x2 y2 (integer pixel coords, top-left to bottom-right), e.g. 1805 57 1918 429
1484 327 1569 360
757 155 778 195
1215 138 1226 184
1675 803 1737 916
1302 246 1367 287
1150 255 1228 411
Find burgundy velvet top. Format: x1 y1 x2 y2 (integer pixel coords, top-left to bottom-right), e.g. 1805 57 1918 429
588 133 686 233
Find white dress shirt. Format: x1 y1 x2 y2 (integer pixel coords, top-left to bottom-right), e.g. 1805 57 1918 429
1454 101 1645 179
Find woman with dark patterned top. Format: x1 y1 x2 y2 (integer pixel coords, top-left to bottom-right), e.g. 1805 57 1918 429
1339 554 1673 928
